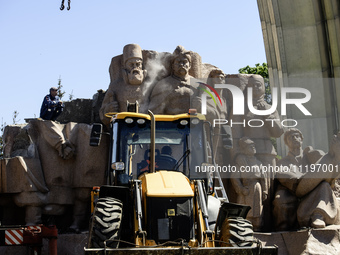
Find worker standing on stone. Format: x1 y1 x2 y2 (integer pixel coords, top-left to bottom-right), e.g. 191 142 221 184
40 86 64 121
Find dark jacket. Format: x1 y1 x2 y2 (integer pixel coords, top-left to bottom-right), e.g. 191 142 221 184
40 94 64 120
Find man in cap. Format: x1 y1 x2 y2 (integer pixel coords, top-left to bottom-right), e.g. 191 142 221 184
100 44 148 125
40 87 64 121
148 45 199 114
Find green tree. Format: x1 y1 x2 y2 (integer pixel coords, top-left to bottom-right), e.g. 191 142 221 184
57 77 66 100
57 76 75 101
12 110 20 124
69 89 74 101
239 63 272 104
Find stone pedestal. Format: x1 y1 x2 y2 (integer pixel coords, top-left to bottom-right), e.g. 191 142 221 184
255 225 340 255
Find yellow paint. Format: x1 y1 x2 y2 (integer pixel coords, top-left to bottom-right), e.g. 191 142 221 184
105 112 206 121
144 171 194 197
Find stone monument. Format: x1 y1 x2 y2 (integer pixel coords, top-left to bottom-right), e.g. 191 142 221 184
1 44 340 249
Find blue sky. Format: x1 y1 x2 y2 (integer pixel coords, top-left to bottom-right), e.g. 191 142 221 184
0 0 266 127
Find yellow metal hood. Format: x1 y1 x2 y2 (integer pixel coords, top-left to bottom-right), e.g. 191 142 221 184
144 171 194 197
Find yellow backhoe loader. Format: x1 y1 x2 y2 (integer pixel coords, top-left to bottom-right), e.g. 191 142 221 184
84 107 277 255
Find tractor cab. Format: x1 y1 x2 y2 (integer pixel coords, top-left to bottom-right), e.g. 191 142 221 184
99 110 213 187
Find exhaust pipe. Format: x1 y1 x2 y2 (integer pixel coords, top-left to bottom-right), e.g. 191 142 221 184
148 110 156 173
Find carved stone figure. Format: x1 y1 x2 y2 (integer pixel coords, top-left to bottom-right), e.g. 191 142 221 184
1 125 48 225
295 131 340 228
243 75 284 167
230 74 284 230
204 69 230 166
273 129 323 230
29 120 107 231
231 137 267 231
274 129 340 230
1 120 107 231
148 45 200 114
1 156 48 225
205 69 228 120
99 44 150 125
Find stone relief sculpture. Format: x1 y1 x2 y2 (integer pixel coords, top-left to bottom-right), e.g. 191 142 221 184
243 75 284 168
231 137 267 231
1 43 340 236
228 74 284 168
148 45 201 114
1 156 48 225
205 68 229 120
274 129 340 230
1 120 107 232
101 44 205 119
1 125 48 225
273 128 323 230
295 131 340 228
99 44 149 125
230 74 284 230
203 68 230 166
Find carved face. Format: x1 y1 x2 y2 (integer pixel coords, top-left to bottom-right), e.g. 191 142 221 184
245 141 256 155
249 77 265 98
240 139 256 156
287 132 303 149
172 56 191 78
330 134 340 156
124 58 144 85
210 72 225 85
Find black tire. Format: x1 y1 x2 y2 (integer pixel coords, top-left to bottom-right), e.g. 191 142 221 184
88 197 123 248
219 217 254 247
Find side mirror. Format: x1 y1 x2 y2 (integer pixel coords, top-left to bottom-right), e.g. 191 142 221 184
90 123 103 146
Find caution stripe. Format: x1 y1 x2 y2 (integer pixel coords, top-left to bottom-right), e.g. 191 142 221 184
5 229 23 245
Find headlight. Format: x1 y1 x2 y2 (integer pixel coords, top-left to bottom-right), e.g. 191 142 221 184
180 120 188 125
191 118 199 125
137 118 146 124
125 118 134 124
